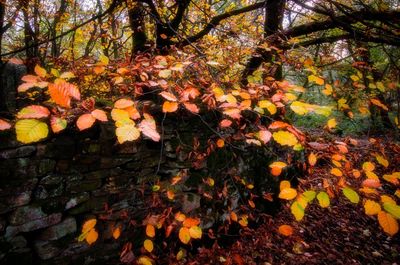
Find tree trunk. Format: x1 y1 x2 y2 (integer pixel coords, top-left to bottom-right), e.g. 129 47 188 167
51 0 68 58
241 0 286 85
128 1 147 54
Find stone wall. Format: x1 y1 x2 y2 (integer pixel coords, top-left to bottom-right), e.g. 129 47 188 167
0 119 201 265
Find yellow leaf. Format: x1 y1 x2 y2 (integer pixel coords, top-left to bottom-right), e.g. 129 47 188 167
272 131 298 147
375 155 389 167
327 118 337 129
308 152 317 166
290 101 308 115
365 171 379 180
291 200 306 221
176 249 186 261
378 211 399 236
116 124 140 143
111 109 131 122
381 195 396 205
308 75 324 85
86 228 98 245
279 180 291 191
279 188 297 200
342 187 359 204
322 84 333 95
303 191 316 202
34 64 47 78
364 200 381 215
189 225 202 239
15 119 48 143
143 239 154 252
99 54 109 65
159 69 172 78
317 191 330 208
258 100 277 115
179 227 191 244
383 203 400 219
137 256 154 265
331 168 343 177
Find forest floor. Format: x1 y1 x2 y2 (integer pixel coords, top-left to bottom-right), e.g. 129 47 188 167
184 134 400 265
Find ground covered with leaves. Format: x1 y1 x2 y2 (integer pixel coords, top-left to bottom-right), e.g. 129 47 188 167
178 135 400 265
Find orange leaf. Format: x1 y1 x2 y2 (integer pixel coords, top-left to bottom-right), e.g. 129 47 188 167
146 224 155 238
378 211 398 236
86 228 98 245
362 162 375 172
279 188 297 200
216 139 225 148
362 179 381 188
48 82 71 108
143 239 153 252
179 227 191 244
220 119 232 127
183 218 200 228
76 114 96 131
91 109 108 122
113 227 121 239
162 101 178 113
278 225 293 236
331 168 343 177
279 180 291 191
34 64 47 78
82 219 97 234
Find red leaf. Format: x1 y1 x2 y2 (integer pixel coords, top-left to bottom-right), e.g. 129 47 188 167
220 119 232 127
0 119 12 130
17 105 50 119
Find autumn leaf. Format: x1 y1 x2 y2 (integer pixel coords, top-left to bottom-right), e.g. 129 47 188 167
258 129 272 144
308 152 317 166
137 256 154 265
116 124 140 143
91 109 108 122
378 211 398 236
76 114 96 131
34 64 47 78
272 131 298 146
113 227 121 239
279 180 291 191
291 200 306 221
364 200 381 215
303 191 316 202
331 168 343 177
362 161 375 172
139 114 160 142
162 101 179 113
50 116 67 133
159 91 178 101
279 188 297 200
143 239 154 252
317 191 330 208
179 227 191 244
183 103 199 113
342 187 360 204
308 74 324 85
0 119 12 130
17 105 50 119
146 224 155 238
15 119 48 143
278 225 293 236
114 99 134 109
269 161 287 176
82 219 97 234
383 203 400 219
86 228 98 245
327 118 337 129
189 225 202 239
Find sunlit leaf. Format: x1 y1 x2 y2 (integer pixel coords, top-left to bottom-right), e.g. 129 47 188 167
162 101 178 113
342 187 360 204
114 99 134 109
137 256 154 265
146 224 155 238
34 64 47 78
364 200 381 215
362 161 375 172
291 200 306 221
308 152 317 166
327 118 337 129
91 109 108 122
17 105 50 119
330 168 343 177
113 227 121 239
317 191 330 208
50 116 67 133
116 124 140 143
308 75 324 85
279 188 297 200
15 119 48 143
375 155 389 168
143 239 153 252
378 211 398 236
279 180 291 191
159 91 178 101
179 227 191 244
383 203 400 219
303 191 316 202
272 131 298 146
76 114 96 131
86 228 98 245
189 225 202 239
